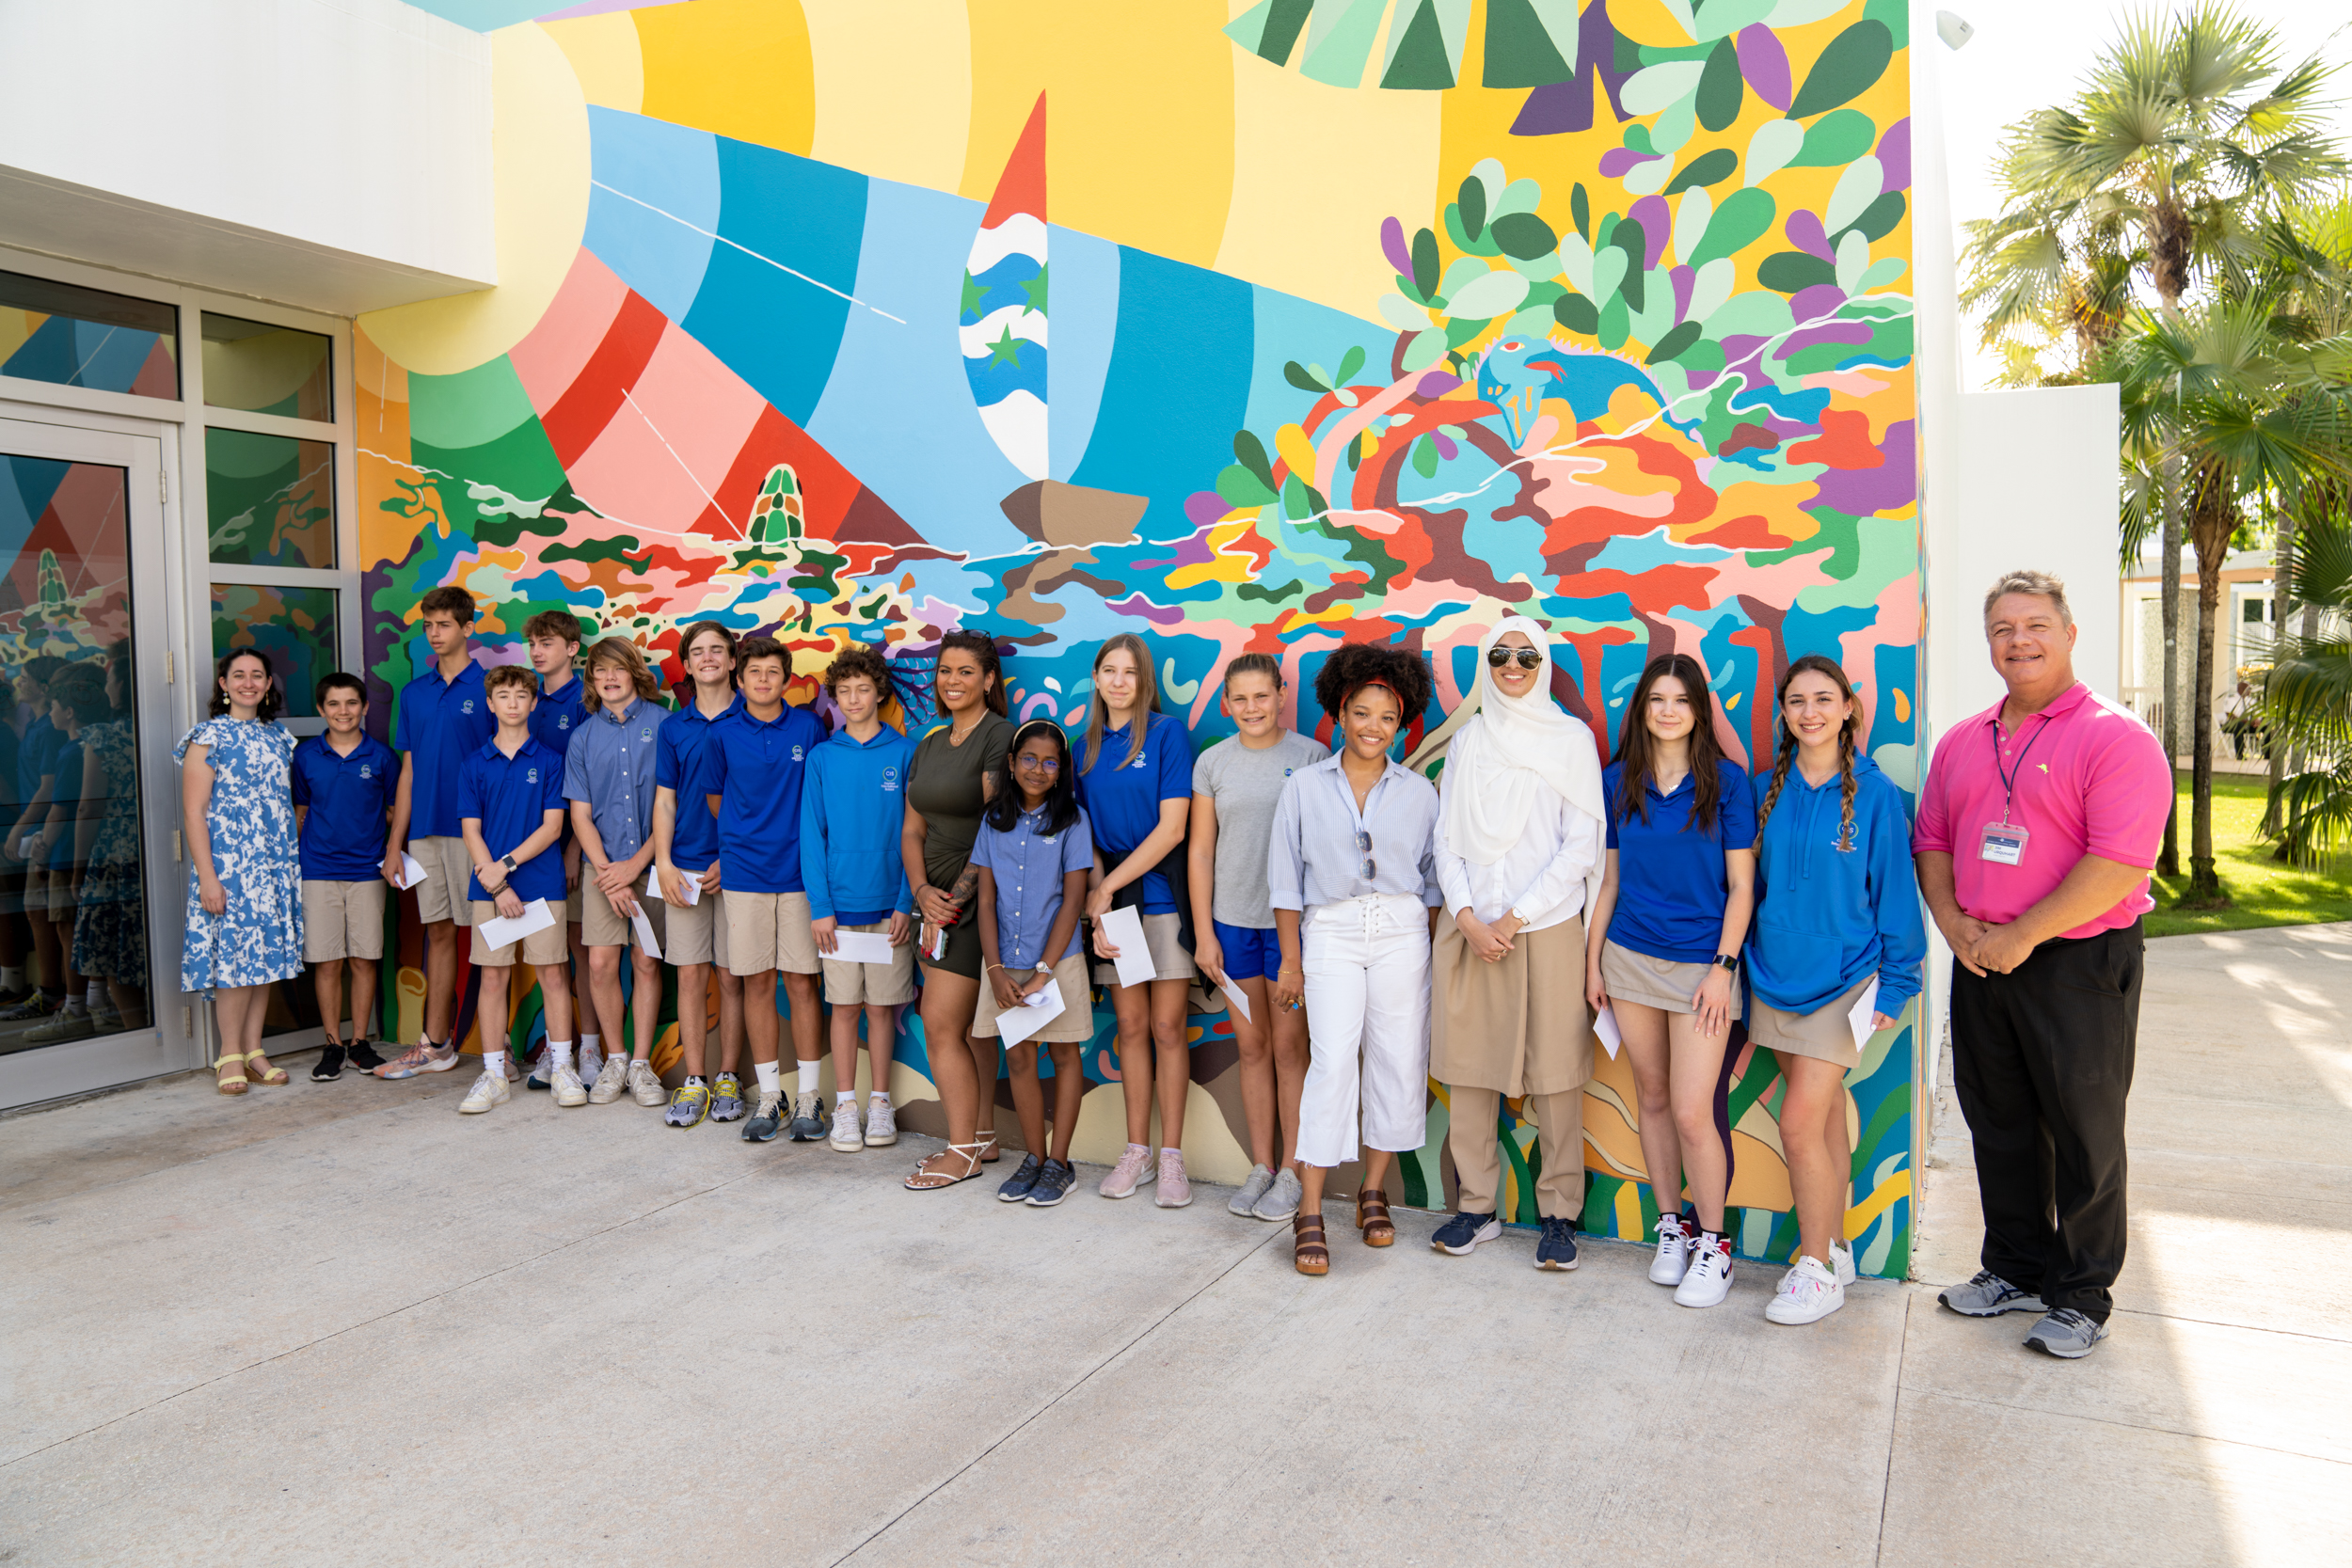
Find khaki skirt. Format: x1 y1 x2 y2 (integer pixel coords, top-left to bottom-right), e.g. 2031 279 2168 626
1091 911 1197 987
972 950 1097 1044
1748 975 1875 1070
1431 915 1593 1096
1599 939 1741 1017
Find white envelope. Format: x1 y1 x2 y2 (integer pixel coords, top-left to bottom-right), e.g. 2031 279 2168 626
1592 1003 1623 1060
392 852 429 891
828 929 896 965
1216 973 1253 1024
648 868 700 907
629 904 663 960
477 897 557 951
1094 906 1157 990
1848 978 1883 1053
996 980 1066 1048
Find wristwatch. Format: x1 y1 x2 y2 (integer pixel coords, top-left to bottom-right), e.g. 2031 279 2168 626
1712 953 1740 973
1506 904 1533 926
501 853 518 875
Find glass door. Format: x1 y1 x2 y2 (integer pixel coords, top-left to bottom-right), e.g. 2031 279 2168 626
0 412 193 1107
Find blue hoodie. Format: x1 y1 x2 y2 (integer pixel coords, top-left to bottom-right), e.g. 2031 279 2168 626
799 723 918 926
1745 753 1926 1017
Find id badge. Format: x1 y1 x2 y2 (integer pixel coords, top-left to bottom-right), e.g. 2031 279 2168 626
1979 820 2028 865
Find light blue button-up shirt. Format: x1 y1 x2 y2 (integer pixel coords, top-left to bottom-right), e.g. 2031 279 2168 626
1266 752 1441 912
563 696 669 862
971 805 1096 970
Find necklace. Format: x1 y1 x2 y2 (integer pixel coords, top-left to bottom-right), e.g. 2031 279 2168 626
947 710 985 744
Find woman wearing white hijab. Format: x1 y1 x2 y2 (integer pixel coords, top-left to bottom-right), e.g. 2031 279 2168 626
1411 616 1608 1271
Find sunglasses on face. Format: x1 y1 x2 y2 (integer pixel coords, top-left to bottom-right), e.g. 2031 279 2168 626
1487 647 1544 671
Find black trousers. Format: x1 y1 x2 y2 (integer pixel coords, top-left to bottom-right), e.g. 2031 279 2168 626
1949 920 2142 1322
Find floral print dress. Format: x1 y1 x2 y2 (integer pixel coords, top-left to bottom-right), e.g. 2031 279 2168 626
176 717 303 993
72 719 148 985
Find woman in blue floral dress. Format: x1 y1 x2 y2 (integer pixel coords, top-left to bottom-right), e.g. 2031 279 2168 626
177 649 304 1093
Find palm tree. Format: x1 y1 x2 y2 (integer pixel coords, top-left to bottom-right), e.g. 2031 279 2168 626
2263 516 2352 861
1960 4 2343 873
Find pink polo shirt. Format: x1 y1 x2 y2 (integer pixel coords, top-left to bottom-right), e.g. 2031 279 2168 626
1914 681 2170 938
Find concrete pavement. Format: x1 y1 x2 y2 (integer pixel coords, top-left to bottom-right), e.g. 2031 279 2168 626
3 923 2345 1565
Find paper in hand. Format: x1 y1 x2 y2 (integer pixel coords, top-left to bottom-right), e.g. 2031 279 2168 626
995 981 1066 1048
1216 973 1253 1023
478 897 558 950
1592 1003 1623 1060
1847 979 1883 1053
394 853 429 891
629 904 663 960
828 929 896 965
1094 906 1156 990
648 868 698 907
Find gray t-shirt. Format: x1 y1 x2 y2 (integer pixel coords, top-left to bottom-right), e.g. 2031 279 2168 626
1192 730 1330 927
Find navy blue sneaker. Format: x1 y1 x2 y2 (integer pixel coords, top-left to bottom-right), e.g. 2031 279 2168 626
1535 1215 1580 1271
1025 1158 1075 1208
743 1091 786 1142
1433 1211 1502 1256
996 1152 1044 1203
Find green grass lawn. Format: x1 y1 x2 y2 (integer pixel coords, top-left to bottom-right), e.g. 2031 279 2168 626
2145 771 2352 938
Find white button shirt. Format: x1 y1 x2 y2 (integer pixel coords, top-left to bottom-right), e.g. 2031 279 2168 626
1434 785 1602 933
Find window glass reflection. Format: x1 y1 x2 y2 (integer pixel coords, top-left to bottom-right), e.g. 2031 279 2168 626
201 313 331 422
0 271 178 400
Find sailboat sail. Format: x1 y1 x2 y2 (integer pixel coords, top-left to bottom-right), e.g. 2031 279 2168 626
961 93 1048 482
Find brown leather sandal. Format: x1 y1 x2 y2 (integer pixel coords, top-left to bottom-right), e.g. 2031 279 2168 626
1356 1188 1395 1247
1293 1213 1329 1275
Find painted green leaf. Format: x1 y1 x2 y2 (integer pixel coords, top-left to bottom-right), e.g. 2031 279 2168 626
1304 483 1330 519
1793 108 1877 166
1686 186 1775 270
1336 344 1367 384
1444 314 1492 348
1597 293 1630 351
1447 266 1530 320
1393 272 1429 306
1554 292 1600 335
1862 0 1909 48
1402 326 1451 372
1489 211 1559 261
1833 190 1908 245
1216 464 1278 507
1787 20 1893 119
1411 228 1441 298
1282 361 1323 393
1756 250 1838 293
1664 148 1739 195
1233 430 1277 489
1411 435 1440 478
1696 37 1744 133
1570 183 1591 242
1483 0 1579 87
1492 177 1545 219
1611 218 1648 311
1458 175 1488 242
1437 256 1491 304
1444 203 1502 257
1281 473 1312 520
1645 320 1704 364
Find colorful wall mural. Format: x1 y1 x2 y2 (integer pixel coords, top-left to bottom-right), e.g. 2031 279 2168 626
359 0 1922 1277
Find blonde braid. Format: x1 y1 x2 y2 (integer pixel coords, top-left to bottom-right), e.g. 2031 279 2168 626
1752 729 1799 851
1836 721 1859 852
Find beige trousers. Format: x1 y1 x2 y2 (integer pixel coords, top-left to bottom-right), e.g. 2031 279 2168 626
1448 1085 1584 1221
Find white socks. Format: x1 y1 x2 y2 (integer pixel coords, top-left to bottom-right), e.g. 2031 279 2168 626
548 1039 574 1069
835 1089 855 1106
0 966 21 990
485 1049 508 1078
580 1034 602 1056
797 1060 819 1095
754 1060 782 1094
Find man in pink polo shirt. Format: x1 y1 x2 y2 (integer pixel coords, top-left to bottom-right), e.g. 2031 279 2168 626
1914 570 2170 1359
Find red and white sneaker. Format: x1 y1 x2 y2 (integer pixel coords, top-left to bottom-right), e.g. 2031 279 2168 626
375 1041 458 1080
1648 1212 1694 1285
1675 1229 1736 1307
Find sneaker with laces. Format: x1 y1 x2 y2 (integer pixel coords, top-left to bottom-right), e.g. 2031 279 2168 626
587 1054 629 1104
346 1041 386 1074
1937 1270 2045 1318
1098 1144 1154 1198
310 1046 347 1083
1831 1240 1856 1287
628 1058 665 1107
829 1101 864 1151
458 1069 510 1114
709 1072 745 1122
0 992 59 1022
1648 1212 1694 1285
551 1061 588 1108
787 1090 827 1141
578 1045 604 1092
1251 1166 1303 1222
1766 1255 1844 1324
665 1082 710 1127
1536 1216 1580 1271
1674 1230 1735 1307
742 1091 785 1142
375 1040 456 1080
525 1048 550 1091
864 1098 898 1147
1229 1164 1276 1218
2023 1307 2109 1358
997 1152 1044 1202
1153 1148 1192 1208
1025 1158 1076 1207
1433 1212 1502 1255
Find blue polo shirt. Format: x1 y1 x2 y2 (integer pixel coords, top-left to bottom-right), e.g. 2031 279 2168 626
393 659 494 840
291 731 399 880
1602 758 1756 964
1073 711 1192 914
971 804 1095 970
530 674 586 756
17 713 56 804
654 694 739 873
564 697 668 863
456 735 567 903
798 724 917 926
704 702 828 895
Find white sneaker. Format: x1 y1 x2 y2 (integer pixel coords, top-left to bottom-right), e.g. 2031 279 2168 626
551 1061 588 1108
1831 1240 1856 1286
628 1058 665 1107
1767 1255 1845 1324
1648 1213 1694 1285
864 1099 898 1147
578 1046 605 1091
458 1069 510 1115
1674 1231 1735 1307
587 1053 629 1104
829 1101 864 1151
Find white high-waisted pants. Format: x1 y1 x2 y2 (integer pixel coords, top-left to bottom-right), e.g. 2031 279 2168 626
1295 893 1432 1167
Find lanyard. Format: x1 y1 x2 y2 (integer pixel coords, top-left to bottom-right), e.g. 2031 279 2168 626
1989 712 2051 826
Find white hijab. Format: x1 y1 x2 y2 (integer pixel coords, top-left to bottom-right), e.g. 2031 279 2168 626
1417 617 1606 873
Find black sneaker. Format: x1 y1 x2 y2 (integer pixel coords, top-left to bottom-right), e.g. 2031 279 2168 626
1025 1158 1076 1208
310 1045 347 1082
786 1090 827 1141
1535 1215 1580 1271
1432 1211 1502 1256
346 1040 386 1073
996 1152 1044 1202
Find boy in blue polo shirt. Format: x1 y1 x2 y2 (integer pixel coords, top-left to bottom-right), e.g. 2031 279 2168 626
454 664 575 1115
705 636 829 1143
651 621 747 1127
525 608 602 1086
800 644 916 1152
291 673 398 1081
381 585 495 1079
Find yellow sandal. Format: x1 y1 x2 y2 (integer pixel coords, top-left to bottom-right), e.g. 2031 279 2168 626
246 1052 289 1086
215 1052 249 1096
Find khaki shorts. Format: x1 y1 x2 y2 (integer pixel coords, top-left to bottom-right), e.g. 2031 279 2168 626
818 919 916 1006
1749 975 1874 1071
408 835 476 927
581 879 665 950
723 890 819 977
564 879 585 925
469 900 570 967
1092 910 1196 988
972 949 1095 1043
303 879 388 962
44 872 75 922
662 881 730 968
1599 940 1741 1017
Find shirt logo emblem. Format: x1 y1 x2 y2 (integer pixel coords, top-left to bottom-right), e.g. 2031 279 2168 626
641 728 653 741
559 716 571 729
461 699 476 713
526 768 539 783
1130 753 1147 768
360 765 373 779
882 766 900 792
791 745 804 761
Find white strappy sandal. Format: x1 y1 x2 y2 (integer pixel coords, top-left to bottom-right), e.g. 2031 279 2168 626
904 1142 988 1191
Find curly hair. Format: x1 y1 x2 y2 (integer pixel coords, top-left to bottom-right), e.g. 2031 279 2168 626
1312 641 1433 723
822 642 891 694
208 648 284 721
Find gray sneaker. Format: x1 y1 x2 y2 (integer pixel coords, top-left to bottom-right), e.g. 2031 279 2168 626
586 1053 630 1105
2023 1307 2109 1358
1251 1166 1303 1222
1938 1270 2046 1318
627 1058 666 1107
787 1090 827 1142
1229 1164 1276 1217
